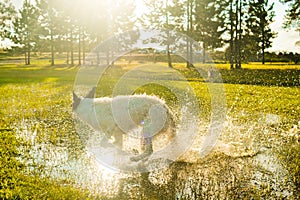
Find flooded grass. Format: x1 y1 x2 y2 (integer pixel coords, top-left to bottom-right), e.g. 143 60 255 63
0 61 299 199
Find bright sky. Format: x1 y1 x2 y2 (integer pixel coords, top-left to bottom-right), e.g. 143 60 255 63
5 0 300 52
268 0 299 53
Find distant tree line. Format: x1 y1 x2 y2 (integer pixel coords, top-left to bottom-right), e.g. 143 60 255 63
0 0 299 68
274 52 300 64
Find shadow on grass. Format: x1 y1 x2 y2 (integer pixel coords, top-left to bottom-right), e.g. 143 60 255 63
177 67 300 87
0 63 78 85
220 68 300 87
1 62 299 88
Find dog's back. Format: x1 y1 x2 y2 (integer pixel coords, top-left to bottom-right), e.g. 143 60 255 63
74 92 176 156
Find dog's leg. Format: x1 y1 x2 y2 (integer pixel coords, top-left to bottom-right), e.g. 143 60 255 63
112 129 123 149
130 119 153 162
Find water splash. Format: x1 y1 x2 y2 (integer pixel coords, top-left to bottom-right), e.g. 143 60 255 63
15 110 298 198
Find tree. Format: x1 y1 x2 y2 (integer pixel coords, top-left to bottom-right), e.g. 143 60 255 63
37 0 64 66
0 0 16 44
229 0 235 68
145 0 193 68
194 0 228 63
12 0 42 65
142 0 176 68
75 0 136 66
282 0 300 48
186 0 194 68
48 0 87 66
246 0 276 64
281 0 300 32
225 0 243 69
107 0 136 65
167 0 196 68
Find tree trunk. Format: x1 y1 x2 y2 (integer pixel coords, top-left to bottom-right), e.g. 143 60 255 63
203 42 206 63
70 28 74 66
234 0 239 69
25 0 30 65
82 32 85 65
237 0 242 69
97 51 100 65
189 0 193 67
27 45 30 65
262 15 265 64
24 51 27 65
50 28 54 66
262 43 265 64
186 0 190 68
106 50 110 65
186 40 190 68
106 38 111 65
167 48 172 68
96 36 100 65
166 0 172 68
78 26 81 66
186 0 193 68
111 40 114 66
230 0 234 69
111 52 115 66
189 38 193 67
51 44 54 66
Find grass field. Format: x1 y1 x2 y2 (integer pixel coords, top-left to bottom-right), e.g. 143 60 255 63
0 59 299 199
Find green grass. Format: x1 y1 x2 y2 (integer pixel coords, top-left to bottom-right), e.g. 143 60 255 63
0 59 299 198
0 130 93 199
0 62 76 85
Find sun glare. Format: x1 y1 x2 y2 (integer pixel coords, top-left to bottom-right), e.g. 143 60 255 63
135 0 149 17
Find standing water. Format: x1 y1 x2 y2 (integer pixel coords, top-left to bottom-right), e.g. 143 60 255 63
15 110 298 199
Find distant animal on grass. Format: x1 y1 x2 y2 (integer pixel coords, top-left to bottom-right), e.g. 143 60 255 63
72 87 176 161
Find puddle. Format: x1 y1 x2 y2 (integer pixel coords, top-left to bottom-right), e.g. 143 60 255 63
14 116 298 198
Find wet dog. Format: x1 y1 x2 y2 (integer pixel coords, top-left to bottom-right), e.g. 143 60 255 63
72 87 176 161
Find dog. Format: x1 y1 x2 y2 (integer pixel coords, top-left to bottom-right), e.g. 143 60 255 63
72 87 176 161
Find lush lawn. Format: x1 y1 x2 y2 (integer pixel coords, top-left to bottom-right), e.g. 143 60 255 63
0 62 94 199
0 60 299 198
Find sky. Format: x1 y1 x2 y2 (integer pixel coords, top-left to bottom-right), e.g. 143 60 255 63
268 0 299 53
6 0 300 53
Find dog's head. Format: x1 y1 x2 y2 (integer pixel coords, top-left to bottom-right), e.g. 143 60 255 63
72 87 96 111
